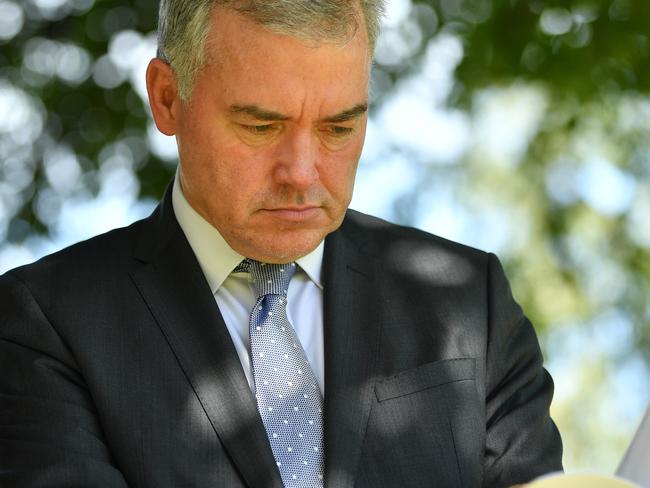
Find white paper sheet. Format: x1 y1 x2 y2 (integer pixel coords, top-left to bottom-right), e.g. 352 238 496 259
617 406 650 487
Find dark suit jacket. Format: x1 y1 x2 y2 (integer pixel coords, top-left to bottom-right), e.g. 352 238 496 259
0 186 562 487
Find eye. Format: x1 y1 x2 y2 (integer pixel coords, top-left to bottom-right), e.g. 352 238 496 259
323 125 354 137
234 121 283 145
241 124 275 134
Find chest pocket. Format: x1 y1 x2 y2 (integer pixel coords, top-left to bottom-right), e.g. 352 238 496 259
356 358 480 488
375 357 476 401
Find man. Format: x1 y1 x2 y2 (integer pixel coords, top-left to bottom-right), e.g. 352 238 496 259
0 0 562 487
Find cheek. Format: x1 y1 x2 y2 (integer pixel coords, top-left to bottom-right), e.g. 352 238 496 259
179 120 248 185
319 150 361 199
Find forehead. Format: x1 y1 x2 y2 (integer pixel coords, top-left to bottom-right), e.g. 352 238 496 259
206 2 366 47
206 7 371 78
196 7 371 114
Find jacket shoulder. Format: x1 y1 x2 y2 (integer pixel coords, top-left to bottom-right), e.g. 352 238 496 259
3 216 149 291
341 208 489 264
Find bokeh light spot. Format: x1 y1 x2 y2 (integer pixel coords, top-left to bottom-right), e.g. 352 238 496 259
93 54 127 89
30 0 72 21
56 43 92 85
577 159 636 216
0 81 44 145
0 1 24 41
43 144 81 193
23 38 59 82
540 8 573 36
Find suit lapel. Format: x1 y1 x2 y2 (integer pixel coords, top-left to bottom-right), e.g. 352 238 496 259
322 218 381 488
129 187 283 488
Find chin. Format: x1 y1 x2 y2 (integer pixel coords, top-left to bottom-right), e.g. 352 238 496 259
262 244 319 263
253 232 326 263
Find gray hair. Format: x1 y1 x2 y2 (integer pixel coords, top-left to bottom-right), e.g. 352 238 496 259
157 0 384 100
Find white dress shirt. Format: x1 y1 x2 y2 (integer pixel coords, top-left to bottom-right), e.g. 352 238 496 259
171 177 325 394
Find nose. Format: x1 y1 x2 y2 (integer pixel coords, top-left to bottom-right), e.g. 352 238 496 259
273 128 319 190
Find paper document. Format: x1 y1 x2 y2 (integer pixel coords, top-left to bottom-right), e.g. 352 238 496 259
529 405 650 488
528 473 638 487
617 406 650 487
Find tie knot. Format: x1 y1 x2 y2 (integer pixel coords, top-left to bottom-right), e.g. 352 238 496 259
239 259 297 298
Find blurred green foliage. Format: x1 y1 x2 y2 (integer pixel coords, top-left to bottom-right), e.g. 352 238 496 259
456 0 650 101
1 0 649 473
1 0 167 240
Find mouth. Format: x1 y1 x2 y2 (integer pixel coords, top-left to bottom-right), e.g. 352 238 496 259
261 206 322 222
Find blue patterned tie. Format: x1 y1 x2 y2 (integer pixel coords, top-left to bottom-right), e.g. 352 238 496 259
238 259 324 487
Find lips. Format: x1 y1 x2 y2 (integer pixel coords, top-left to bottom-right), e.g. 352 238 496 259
262 206 322 222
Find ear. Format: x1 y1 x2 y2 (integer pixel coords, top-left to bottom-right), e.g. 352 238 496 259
146 58 180 136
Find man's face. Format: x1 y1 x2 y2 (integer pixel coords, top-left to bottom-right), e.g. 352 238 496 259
172 8 371 263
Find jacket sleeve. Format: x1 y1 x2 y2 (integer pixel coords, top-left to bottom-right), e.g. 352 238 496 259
0 272 129 488
482 253 563 487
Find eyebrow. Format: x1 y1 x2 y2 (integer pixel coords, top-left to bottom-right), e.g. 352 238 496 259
229 105 290 121
229 103 368 123
321 104 368 123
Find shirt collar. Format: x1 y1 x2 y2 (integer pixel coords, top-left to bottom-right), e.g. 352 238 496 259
295 240 323 289
172 175 324 293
